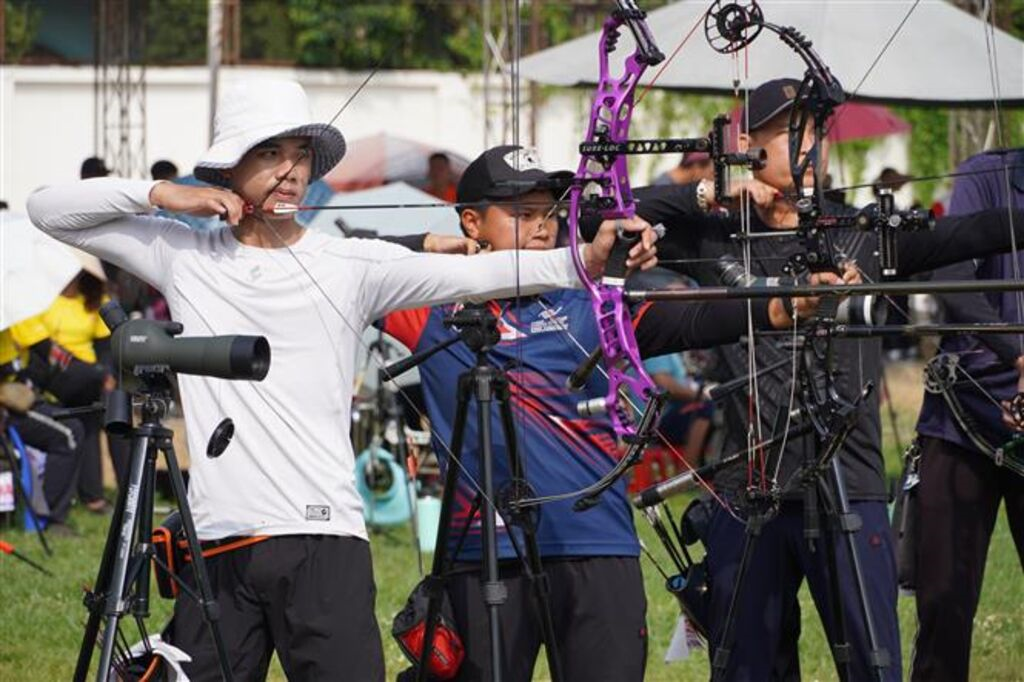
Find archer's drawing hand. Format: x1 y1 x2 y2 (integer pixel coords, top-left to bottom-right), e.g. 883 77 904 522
149 182 247 225
583 217 658 278
769 264 861 327
423 234 490 255
716 178 782 210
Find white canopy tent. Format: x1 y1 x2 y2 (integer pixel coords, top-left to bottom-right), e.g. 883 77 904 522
1 212 81 329
304 182 462 239
519 0 1024 106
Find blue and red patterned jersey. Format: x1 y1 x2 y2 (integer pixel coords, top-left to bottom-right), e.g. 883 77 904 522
381 289 640 560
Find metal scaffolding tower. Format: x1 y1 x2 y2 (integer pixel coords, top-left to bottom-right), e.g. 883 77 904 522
94 0 147 178
481 0 521 148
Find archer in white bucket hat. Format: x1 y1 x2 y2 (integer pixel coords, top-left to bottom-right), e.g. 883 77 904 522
194 79 346 188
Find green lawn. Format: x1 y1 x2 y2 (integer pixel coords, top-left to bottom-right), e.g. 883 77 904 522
2 363 1022 680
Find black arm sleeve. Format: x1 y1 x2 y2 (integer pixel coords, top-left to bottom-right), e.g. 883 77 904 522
635 299 773 358
931 258 1021 367
379 233 428 252
897 209 1024 277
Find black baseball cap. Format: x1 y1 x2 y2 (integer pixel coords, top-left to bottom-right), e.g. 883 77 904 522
456 145 573 208
739 78 803 132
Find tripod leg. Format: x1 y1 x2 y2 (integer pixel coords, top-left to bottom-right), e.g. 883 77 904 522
161 436 234 682
74 446 134 682
814 478 853 682
710 511 766 682
416 374 474 682
495 377 563 682
95 432 152 681
131 446 158 619
475 367 506 682
827 458 890 682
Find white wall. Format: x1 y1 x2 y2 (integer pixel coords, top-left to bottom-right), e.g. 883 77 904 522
0 65 590 212
0 64 910 212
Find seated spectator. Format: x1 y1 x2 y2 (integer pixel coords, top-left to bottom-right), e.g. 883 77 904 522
1 319 85 535
645 352 714 469
37 256 118 513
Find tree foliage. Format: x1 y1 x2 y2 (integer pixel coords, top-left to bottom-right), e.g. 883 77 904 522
4 1 42 64
144 1 206 64
132 0 677 69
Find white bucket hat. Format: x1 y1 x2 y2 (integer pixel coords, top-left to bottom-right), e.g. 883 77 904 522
193 79 346 188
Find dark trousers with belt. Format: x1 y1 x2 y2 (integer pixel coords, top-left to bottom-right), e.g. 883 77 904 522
169 535 385 682
910 436 1024 682
705 500 902 681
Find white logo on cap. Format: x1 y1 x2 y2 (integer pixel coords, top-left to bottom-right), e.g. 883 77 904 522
502 147 544 172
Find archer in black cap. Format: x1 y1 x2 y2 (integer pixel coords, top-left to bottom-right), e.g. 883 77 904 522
455 145 573 251
723 77 825 198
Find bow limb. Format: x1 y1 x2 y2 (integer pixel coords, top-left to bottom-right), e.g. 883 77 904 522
513 2 739 513
567 3 664 442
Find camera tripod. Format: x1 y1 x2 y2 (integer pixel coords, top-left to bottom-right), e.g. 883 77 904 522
74 373 232 682
392 306 562 682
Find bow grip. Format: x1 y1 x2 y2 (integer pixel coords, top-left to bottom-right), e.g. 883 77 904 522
603 222 640 286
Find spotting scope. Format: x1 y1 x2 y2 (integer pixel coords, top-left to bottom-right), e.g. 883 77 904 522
100 302 270 381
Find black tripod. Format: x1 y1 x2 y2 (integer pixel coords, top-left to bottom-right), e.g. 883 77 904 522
394 307 562 682
710 334 890 682
74 374 233 682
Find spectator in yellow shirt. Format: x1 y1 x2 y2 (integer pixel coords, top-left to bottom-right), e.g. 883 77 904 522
39 262 115 513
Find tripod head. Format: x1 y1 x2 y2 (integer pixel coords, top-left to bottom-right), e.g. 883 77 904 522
443 305 501 356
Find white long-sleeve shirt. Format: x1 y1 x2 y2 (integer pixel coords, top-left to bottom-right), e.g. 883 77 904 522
27 178 582 540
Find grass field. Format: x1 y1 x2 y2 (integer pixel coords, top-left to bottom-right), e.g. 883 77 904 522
2 362 1022 680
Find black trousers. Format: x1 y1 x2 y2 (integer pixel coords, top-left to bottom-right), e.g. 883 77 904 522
169 535 385 682
445 556 648 682
8 403 84 524
911 436 1024 682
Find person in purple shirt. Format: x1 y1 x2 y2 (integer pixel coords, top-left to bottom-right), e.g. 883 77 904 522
911 148 1024 682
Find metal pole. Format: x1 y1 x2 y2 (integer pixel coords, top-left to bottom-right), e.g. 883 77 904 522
482 0 491 148
207 0 223 145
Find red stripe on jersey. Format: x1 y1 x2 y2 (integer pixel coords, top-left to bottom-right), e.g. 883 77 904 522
382 307 431 351
631 301 654 330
